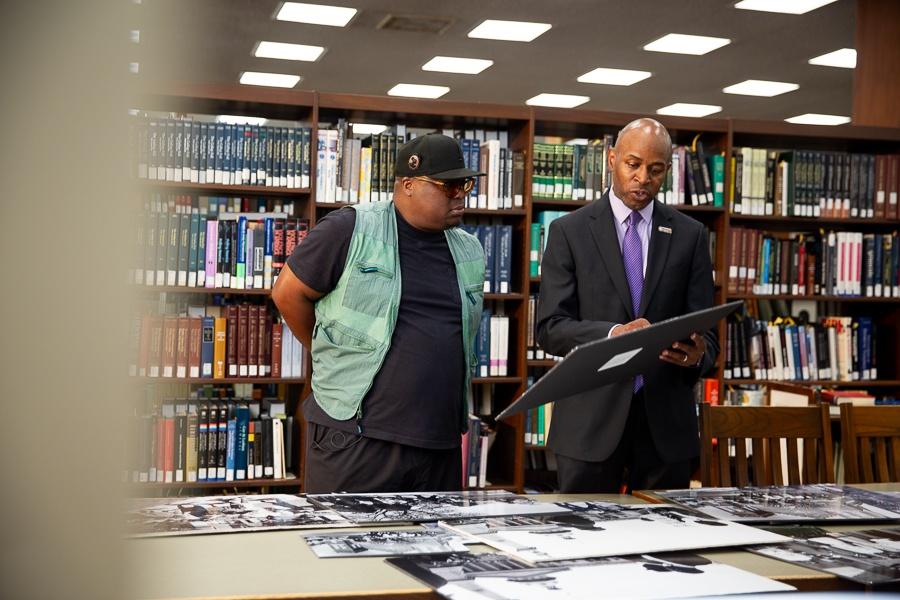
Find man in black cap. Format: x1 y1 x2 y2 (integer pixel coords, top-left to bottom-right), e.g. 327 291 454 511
273 133 486 493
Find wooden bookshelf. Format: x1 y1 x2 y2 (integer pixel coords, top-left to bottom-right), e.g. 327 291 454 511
137 83 900 494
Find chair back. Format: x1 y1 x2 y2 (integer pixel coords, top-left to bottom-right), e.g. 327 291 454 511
840 404 900 484
699 404 834 487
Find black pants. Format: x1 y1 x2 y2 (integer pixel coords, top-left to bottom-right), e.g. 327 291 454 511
556 391 692 494
304 422 462 494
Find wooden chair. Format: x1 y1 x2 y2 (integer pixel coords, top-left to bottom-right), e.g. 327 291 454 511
699 403 834 487
840 404 900 483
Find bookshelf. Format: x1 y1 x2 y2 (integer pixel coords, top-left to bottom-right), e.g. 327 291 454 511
720 120 900 416
130 84 316 491
132 83 900 494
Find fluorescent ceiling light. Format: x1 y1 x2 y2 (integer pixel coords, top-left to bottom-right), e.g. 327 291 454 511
387 83 450 99
785 113 850 125
350 123 387 135
468 19 551 42
254 41 325 62
809 48 856 68
526 94 590 108
216 115 268 126
239 71 301 88
564 138 590 146
657 103 722 117
275 2 357 27
723 79 799 97
422 56 493 74
577 67 652 86
643 33 731 55
735 0 838 15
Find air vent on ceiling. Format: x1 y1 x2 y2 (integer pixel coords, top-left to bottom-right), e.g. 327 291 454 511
377 14 454 35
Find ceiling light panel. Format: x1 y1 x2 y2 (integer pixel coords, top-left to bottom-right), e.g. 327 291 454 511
808 48 857 68
656 103 722 117
468 20 551 42
735 0 838 15
239 71 301 88
526 94 590 108
350 123 387 135
577 67 652 86
254 41 325 62
785 113 850 125
275 2 357 27
422 56 493 74
723 79 799 97
216 115 268 126
643 33 731 55
387 84 450 99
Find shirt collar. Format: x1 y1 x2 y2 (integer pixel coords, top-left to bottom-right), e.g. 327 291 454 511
608 187 654 226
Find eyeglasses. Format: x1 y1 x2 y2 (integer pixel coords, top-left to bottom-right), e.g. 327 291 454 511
412 176 475 197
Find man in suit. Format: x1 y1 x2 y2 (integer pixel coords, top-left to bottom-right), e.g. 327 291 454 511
536 118 718 493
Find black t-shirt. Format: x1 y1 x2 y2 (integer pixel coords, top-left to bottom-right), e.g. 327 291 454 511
287 207 465 449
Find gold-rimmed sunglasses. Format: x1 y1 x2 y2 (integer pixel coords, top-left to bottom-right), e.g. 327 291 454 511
412 175 476 197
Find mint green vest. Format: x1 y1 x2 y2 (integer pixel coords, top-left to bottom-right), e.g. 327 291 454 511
311 201 485 429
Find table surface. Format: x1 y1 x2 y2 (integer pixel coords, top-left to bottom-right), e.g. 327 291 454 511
128 488 898 600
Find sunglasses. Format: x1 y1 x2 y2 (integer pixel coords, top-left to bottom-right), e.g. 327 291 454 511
412 175 475 197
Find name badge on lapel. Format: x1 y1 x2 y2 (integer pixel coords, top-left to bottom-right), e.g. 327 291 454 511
658 226 672 234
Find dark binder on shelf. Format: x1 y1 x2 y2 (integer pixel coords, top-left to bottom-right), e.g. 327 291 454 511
497 301 743 420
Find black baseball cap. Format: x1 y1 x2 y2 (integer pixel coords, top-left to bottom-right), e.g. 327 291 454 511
394 133 485 181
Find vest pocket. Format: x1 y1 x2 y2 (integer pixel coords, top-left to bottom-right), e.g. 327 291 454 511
342 261 395 317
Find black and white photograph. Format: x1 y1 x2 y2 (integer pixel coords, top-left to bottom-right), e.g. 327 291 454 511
306 491 569 524
658 484 900 523
387 551 795 600
303 528 471 558
438 501 788 562
751 525 900 586
127 494 350 537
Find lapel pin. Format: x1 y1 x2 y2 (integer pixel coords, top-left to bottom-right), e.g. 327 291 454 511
658 226 672 234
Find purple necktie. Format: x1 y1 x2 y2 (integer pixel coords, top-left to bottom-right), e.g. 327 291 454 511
623 210 644 393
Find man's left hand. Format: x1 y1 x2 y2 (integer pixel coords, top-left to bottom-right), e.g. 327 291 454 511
659 332 705 368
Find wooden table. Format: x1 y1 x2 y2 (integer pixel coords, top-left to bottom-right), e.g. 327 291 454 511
127 492 878 599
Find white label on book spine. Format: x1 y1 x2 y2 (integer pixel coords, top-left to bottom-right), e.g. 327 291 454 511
163 366 173 378
189 366 199 378
167 270 176 286
176 366 186 378
229 365 237 376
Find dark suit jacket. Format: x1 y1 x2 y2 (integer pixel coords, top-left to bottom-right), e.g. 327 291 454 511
536 191 719 463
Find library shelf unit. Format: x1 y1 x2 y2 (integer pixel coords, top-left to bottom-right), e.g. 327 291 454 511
134 82 900 493
721 119 900 409
132 83 317 493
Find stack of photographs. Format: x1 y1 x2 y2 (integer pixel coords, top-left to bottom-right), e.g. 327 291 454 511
657 484 900 523
306 490 570 524
387 551 795 599
438 501 788 562
303 529 471 558
751 526 900 586
127 494 349 537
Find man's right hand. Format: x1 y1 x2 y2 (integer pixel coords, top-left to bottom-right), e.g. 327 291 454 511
609 318 651 337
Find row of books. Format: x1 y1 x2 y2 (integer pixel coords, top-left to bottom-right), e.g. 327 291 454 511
134 195 308 289
462 415 492 488
129 398 293 484
130 306 305 380
532 137 613 201
133 114 312 188
525 294 563 362
460 224 513 294
729 148 900 219
315 123 526 210
719 385 898 408
157 194 300 217
727 228 900 298
658 144 725 207
524 368 553 445
475 311 511 377
528 210 566 277
724 315 878 383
